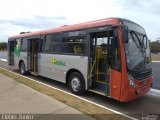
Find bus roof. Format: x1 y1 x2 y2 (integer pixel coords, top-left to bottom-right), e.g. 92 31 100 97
8 17 120 40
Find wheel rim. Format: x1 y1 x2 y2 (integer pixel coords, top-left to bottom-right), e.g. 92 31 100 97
21 63 25 74
71 77 80 92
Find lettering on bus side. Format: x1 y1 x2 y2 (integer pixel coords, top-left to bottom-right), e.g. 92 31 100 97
52 58 66 66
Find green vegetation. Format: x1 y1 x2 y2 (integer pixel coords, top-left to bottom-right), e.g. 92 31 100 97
149 40 160 61
150 40 160 53
0 42 7 51
0 68 129 120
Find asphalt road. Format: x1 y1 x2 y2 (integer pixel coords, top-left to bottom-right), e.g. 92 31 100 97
0 51 160 120
152 62 160 90
0 51 7 59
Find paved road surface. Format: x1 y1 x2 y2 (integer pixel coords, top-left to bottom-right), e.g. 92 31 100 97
0 73 94 120
152 62 160 90
0 51 7 60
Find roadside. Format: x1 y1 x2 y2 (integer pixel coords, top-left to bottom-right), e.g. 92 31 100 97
0 51 7 59
151 54 160 61
0 68 129 120
0 73 94 120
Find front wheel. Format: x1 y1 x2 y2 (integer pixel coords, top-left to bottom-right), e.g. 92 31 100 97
20 62 26 75
68 72 85 95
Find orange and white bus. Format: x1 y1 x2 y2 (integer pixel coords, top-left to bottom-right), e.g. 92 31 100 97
8 18 152 102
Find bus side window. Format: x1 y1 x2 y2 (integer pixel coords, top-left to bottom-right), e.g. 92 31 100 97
63 37 85 55
15 38 21 51
38 37 44 52
43 33 62 53
21 38 28 51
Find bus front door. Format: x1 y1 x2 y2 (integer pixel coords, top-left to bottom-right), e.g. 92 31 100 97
88 30 122 100
88 32 111 96
28 39 38 74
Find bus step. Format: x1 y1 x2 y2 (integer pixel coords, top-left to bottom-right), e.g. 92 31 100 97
89 82 106 96
96 80 105 84
31 72 38 76
96 73 106 75
89 89 105 96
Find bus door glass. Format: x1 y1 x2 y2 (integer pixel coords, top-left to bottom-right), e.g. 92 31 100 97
28 38 39 73
89 31 112 95
27 39 31 71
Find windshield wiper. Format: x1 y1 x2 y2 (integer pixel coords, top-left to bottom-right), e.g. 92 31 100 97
130 31 147 59
130 31 141 49
130 31 143 48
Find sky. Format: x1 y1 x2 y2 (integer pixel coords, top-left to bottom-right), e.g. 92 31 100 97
0 0 159 42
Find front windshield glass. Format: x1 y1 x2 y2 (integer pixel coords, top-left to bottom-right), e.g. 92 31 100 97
123 21 151 70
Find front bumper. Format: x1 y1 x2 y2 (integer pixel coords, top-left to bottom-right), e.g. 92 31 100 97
120 77 152 102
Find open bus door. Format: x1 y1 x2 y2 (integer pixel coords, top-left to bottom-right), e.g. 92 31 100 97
88 30 122 100
27 38 39 74
88 31 111 96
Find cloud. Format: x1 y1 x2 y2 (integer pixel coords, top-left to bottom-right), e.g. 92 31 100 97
0 16 67 29
0 0 160 41
109 0 160 40
117 0 160 15
0 15 68 41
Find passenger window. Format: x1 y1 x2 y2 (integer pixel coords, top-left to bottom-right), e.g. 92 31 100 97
63 38 85 55
21 38 28 51
38 37 44 52
44 33 62 53
46 33 61 43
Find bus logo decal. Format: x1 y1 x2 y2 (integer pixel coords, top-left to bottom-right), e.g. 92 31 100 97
52 58 65 66
52 58 56 64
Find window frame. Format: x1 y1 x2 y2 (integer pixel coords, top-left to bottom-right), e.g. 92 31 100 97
41 30 87 56
42 33 62 54
20 38 28 52
62 36 86 55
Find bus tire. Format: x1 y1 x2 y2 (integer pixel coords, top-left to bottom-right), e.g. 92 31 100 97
20 61 26 75
68 72 85 95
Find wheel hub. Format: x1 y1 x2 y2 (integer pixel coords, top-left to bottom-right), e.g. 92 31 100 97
71 77 80 92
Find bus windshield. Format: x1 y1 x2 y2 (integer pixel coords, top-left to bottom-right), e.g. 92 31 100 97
122 20 151 71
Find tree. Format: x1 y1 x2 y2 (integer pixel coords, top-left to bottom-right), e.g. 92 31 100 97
0 42 7 51
150 40 160 53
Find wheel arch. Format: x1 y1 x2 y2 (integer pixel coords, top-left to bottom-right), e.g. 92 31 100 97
19 59 24 69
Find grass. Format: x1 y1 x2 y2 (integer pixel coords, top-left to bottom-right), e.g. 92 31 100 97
0 68 129 120
151 54 160 61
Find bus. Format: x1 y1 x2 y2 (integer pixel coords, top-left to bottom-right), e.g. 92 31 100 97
8 18 152 102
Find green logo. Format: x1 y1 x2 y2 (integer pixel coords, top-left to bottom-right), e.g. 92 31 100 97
52 58 65 66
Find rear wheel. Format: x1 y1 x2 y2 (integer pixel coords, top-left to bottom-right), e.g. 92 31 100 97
68 72 85 95
20 62 26 75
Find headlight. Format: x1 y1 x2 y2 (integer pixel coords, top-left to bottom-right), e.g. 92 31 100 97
128 74 135 88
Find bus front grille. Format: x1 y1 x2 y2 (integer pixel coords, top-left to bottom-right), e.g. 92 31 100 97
130 69 152 80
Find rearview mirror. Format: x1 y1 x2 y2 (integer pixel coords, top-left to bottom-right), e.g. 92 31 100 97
122 28 128 43
143 36 148 49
